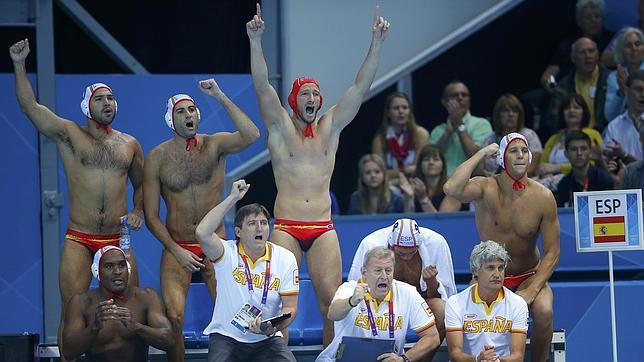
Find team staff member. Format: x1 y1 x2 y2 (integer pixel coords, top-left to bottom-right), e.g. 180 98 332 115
348 218 457 360
445 240 528 362
196 180 299 362
318 246 440 362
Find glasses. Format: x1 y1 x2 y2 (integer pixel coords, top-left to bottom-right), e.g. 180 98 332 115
444 92 470 100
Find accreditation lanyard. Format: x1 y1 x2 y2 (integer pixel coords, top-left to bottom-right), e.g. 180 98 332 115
364 294 395 338
240 249 271 306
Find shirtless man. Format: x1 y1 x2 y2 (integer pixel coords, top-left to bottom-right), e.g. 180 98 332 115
10 39 145 359
246 4 389 344
144 78 259 361
444 133 560 362
63 246 172 361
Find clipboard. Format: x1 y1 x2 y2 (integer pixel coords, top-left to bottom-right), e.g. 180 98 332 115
336 336 395 361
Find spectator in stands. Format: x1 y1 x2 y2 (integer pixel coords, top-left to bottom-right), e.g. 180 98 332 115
482 94 542 177
539 94 603 190
409 145 462 212
609 124 644 192
604 28 644 121
445 240 528 362
319 246 440 362
600 0 644 69
540 0 613 96
603 70 644 163
196 180 298 362
347 218 456 361
444 134 560 362
429 80 493 176
526 0 613 138
372 92 429 186
557 131 613 206
144 80 260 362
62 246 173 361
546 37 609 133
347 154 413 214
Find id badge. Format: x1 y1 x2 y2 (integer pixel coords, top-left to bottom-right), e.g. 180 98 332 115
231 302 262 334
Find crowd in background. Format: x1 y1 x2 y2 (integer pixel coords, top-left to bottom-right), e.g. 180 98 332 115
342 0 644 215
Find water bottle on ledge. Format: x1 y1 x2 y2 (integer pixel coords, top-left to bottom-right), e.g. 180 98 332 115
120 215 131 255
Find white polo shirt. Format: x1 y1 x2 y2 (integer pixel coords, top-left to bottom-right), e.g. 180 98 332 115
203 240 299 343
445 284 528 358
348 227 457 300
316 279 435 362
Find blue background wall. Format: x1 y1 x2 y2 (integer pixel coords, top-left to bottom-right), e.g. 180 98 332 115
1 74 643 360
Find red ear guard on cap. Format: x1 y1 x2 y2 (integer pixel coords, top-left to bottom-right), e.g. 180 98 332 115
288 77 323 119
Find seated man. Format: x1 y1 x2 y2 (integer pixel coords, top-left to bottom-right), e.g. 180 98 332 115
196 180 298 362
318 246 440 362
603 70 644 163
557 130 613 207
546 37 609 132
610 124 644 192
445 240 528 362
348 218 456 357
62 246 172 361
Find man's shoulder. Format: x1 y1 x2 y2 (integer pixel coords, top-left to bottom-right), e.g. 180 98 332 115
361 228 389 247
269 242 298 264
420 227 448 245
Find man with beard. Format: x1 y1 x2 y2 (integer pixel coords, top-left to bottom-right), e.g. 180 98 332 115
62 246 173 361
144 78 260 361
246 3 389 344
444 133 560 362
10 38 145 359
348 218 456 360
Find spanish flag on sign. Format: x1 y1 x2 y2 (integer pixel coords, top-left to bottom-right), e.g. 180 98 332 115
593 216 625 243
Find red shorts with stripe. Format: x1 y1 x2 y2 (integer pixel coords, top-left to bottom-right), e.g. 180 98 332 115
65 228 120 253
175 240 205 258
273 219 335 252
503 271 536 292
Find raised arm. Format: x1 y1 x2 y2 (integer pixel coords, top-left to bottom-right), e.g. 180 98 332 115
517 191 560 305
196 179 250 261
10 39 71 138
247 3 288 128
443 144 499 202
327 282 366 321
143 151 204 272
126 139 145 230
331 7 390 131
198 78 260 153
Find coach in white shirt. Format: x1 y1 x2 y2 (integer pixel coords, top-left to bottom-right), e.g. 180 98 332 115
445 240 528 362
196 180 299 362
318 246 440 362
348 218 456 356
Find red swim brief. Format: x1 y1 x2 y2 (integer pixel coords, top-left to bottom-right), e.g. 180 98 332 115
503 271 536 292
175 240 205 259
65 228 120 253
273 219 335 252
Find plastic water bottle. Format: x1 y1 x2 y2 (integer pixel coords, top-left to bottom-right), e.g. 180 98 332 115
119 216 131 255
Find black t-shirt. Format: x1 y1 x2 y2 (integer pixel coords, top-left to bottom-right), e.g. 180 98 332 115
556 165 614 207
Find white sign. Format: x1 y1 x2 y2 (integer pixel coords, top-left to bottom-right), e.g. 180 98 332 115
574 189 644 253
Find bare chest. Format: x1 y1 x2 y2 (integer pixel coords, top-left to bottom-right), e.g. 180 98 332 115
394 255 422 289
477 195 542 241
58 131 132 171
269 130 337 168
159 150 223 193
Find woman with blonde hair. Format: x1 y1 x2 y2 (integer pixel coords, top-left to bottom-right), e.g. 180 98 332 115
372 92 429 184
409 145 462 212
347 154 413 214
